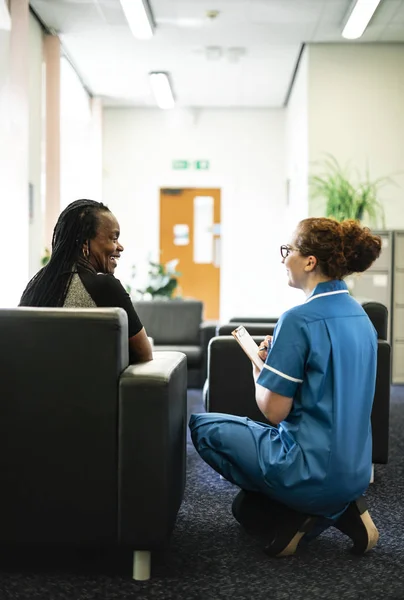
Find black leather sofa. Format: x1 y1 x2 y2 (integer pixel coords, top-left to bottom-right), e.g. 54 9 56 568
206 301 391 464
0 307 187 580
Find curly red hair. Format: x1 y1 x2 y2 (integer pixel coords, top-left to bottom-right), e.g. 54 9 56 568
293 217 382 279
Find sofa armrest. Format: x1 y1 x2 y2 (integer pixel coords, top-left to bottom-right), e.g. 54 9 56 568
199 322 218 382
206 335 266 422
117 351 187 547
229 316 279 323
371 340 391 464
216 322 277 336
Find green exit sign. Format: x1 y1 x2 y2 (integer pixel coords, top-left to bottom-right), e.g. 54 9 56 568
195 160 209 170
172 160 190 170
172 159 210 170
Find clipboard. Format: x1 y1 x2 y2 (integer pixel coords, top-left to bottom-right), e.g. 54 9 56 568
231 325 265 370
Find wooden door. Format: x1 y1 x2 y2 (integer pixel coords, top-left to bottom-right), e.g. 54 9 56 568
160 188 221 320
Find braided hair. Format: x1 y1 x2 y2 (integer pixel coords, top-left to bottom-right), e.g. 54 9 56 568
20 199 110 307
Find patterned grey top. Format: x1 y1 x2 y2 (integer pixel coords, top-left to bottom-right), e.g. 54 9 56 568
61 266 142 337
63 273 96 308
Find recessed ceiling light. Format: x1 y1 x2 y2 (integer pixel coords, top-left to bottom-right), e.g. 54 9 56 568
120 0 155 40
342 0 383 40
149 72 175 110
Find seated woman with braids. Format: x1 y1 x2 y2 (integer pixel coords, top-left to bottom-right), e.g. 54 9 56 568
20 199 153 364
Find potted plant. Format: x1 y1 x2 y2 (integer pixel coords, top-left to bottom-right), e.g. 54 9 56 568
310 155 393 226
41 248 51 266
134 259 182 300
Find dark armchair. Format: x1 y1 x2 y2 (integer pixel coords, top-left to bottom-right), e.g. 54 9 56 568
0 307 187 580
134 299 217 388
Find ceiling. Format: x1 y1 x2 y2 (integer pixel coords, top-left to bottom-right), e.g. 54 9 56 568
30 0 404 108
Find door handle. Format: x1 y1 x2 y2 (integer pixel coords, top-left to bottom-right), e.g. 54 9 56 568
213 237 221 268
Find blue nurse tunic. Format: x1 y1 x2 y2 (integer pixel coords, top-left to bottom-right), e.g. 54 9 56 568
189 280 378 519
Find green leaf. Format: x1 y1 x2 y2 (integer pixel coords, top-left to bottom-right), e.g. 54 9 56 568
309 154 392 226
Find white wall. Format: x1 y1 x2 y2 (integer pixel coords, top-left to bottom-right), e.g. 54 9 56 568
0 33 11 244
285 46 309 232
308 43 404 228
0 0 29 306
28 12 43 277
103 107 302 321
60 58 101 210
0 8 43 302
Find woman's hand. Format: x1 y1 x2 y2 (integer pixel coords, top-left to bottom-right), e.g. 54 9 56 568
129 327 153 363
258 335 273 362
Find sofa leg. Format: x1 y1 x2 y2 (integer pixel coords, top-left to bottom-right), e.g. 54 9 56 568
133 550 151 581
370 464 374 484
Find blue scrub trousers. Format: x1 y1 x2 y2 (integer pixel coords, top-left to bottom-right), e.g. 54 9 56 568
189 412 336 538
189 412 279 494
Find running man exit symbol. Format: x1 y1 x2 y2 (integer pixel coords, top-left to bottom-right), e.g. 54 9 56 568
195 160 209 170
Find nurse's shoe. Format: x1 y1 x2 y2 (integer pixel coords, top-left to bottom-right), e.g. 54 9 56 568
264 512 318 557
333 496 379 554
232 490 279 535
232 490 317 557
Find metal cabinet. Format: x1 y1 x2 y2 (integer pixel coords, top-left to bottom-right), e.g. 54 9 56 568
392 232 404 383
346 230 404 384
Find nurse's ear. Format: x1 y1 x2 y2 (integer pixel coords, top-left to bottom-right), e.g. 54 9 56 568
304 255 318 272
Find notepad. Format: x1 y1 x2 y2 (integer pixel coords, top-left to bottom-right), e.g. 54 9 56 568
231 325 265 370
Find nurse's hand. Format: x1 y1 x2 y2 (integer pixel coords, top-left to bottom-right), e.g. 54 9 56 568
258 335 273 361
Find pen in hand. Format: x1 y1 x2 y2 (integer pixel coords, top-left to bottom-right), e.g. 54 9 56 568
258 335 273 354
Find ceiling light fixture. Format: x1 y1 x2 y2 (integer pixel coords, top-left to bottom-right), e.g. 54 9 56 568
342 0 383 40
120 0 155 40
149 72 175 109
0 0 11 31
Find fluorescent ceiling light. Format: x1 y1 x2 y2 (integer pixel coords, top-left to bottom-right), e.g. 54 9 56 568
120 0 155 40
342 0 383 40
149 72 175 110
0 0 11 31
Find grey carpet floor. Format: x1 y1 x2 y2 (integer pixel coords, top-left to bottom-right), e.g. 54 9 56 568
0 387 403 600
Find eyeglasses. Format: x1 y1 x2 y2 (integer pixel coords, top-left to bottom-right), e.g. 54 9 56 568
280 244 294 259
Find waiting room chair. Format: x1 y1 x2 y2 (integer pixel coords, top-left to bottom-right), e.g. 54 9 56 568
134 299 216 388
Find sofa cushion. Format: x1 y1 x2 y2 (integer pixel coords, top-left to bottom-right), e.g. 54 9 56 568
134 300 202 345
154 345 202 367
153 344 202 367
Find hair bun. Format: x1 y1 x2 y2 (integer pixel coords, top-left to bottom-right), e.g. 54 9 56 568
340 220 382 273
294 217 382 279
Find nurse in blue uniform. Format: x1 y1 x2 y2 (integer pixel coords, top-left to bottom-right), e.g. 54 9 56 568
189 217 382 557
